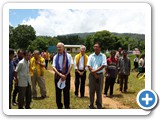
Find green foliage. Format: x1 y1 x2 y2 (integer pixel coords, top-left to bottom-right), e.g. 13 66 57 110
84 30 145 52
9 24 144 54
84 35 93 52
28 36 59 52
9 25 16 48
56 35 84 45
10 25 36 49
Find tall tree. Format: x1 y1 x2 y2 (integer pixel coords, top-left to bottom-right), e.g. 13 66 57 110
91 30 113 52
13 25 36 49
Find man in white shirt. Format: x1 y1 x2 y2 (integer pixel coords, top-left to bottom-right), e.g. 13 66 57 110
74 45 88 98
15 50 31 109
52 42 73 109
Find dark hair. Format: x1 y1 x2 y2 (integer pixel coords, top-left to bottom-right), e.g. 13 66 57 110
110 50 116 54
9 48 14 55
122 50 128 54
94 42 102 48
23 50 29 56
140 54 145 58
17 49 23 54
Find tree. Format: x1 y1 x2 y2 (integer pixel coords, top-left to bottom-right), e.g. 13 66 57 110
27 36 60 52
91 30 113 52
13 25 36 49
28 37 48 52
84 35 93 52
9 25 16 48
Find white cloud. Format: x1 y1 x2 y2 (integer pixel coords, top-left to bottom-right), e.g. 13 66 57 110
21 9 145 36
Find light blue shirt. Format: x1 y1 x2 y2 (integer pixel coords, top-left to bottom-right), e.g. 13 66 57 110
87 52 107 73
52 53 73 71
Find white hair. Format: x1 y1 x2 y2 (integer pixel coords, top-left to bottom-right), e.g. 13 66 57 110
34 50 40 54
80 45 86 51
57 42 64 47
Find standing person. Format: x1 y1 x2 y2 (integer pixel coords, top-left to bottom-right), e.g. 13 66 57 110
9 48 15 109
104 50 118 97
87 42 107 109
52 42 73 109
44 49 50 69
15 50 32 109
30 50 47 99
115 47 123 59
118 50 131 93
74 45 88 98
132 54 139 72
12 50 24 106
41 50 45 58
50 52 54 64
115 47 123 84
136 54 145 78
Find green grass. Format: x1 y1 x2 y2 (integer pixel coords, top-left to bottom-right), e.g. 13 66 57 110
12 53 145 109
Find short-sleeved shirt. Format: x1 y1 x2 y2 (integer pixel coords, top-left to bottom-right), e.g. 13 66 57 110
139 58 145 67
107 57 118 78
15 58 31 87
52 52 73 71
134 57 139 62
87 52 107 73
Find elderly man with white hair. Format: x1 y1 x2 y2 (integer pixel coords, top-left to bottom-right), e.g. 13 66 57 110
29 50 47 99
52 42 73 109
74 45 88 98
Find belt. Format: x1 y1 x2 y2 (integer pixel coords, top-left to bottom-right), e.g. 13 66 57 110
96 72 103 75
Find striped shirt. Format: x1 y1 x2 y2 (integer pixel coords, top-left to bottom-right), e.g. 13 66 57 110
87 52 107 73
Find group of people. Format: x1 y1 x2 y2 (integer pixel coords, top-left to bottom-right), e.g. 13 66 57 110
133 54 145 78
52 42 131 109
9 42 137 109
9 49 47 109
40 50 54 69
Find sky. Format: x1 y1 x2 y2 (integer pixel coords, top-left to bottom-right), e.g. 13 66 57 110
9 9 145 36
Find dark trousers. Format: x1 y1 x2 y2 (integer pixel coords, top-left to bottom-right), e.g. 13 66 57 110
89 73 104 109
9 85 13 109
75 71 86 97
18 83 32 109
45 60 49 69
119 74 129 92
104 77 116 96
12 85 19 103
55 74 70 109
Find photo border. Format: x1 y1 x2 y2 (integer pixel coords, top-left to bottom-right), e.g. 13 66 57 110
3 2 151 115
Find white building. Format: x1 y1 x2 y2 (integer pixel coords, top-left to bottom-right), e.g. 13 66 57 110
64 45 81 53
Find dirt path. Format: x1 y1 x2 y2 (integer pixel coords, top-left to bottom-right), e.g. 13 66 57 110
47 70 131 109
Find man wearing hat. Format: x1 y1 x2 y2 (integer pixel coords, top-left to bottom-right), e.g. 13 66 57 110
52 42 73 109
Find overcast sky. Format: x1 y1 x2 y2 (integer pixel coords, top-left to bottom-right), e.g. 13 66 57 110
9 9 145 36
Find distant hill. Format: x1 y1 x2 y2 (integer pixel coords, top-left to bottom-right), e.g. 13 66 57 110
112 32 145 41
59 32 145 41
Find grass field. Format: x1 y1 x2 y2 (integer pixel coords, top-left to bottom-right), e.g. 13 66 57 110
12 53 145 109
